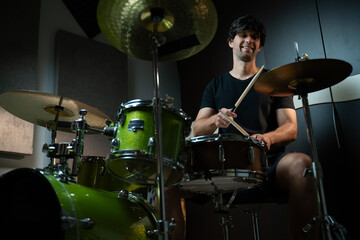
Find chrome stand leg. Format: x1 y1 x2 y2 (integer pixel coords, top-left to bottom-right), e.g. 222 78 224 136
151 33 169 240
250 209 260 240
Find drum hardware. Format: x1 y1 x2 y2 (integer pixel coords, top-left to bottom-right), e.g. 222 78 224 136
41 109 93 182
248 145 255 164
255 52 352 239
61 215 95 230
70 109 88 176
147 137 155 153
211 190 241 240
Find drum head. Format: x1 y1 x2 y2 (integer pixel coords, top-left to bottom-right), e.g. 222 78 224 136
0 168 64 239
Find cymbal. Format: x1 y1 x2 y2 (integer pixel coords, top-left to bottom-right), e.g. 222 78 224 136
254 59 353 96
97 0 218 61
0 90 112 133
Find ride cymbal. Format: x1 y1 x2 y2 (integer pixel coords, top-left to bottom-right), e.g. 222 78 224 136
0 90 112 133
97 0 218 61
254 59 352 96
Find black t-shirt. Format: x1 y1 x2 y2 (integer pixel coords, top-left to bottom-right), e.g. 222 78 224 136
200 71 295 155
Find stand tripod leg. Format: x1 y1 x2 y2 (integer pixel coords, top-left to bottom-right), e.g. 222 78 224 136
251 209 260 240
301 94 348 240
213 192 231 240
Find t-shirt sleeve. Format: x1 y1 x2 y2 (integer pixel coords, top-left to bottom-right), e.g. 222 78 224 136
273 96 295 110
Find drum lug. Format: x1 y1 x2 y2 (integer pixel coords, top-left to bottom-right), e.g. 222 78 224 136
61 214 95 230
146 229 158 237
147 137 155 153
118 189 129 198
117 107 126 124
248 146 255 164
219 143 225 163
111 138 120 149
146 218 176 238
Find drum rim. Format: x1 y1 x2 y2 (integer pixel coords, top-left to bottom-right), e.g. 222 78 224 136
107 151 184 186
120 98 191 121
187 133 262 147
183 169 266 181
109 150 185 169
80 156 106 162
180 170 264 193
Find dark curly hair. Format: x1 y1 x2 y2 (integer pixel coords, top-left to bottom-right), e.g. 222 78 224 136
227 15 266 47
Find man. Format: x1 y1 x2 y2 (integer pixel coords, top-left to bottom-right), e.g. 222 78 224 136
191 15 319 239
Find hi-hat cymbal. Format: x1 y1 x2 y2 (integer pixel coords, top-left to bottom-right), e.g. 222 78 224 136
97 0 218 61
254 59 352 96
0 90 112 133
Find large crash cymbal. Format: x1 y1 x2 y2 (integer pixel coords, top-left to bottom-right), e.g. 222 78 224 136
97 0 218 61
254 59 352 96
0 90 112 133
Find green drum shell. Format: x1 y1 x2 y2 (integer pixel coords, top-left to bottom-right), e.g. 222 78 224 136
108 99 190 186
77 156 146 193
0 168 158 240
114 103 188 162
48 174 157 239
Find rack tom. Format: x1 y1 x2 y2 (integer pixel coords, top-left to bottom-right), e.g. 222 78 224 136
107 99 191 186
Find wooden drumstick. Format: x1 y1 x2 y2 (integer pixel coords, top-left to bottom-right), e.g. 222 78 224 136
219 111 249 136
233 65 264 113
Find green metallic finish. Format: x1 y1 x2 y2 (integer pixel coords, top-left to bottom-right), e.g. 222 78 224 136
114 106 186 161
108 100 190 185
45 173 157 239
77 156 146 193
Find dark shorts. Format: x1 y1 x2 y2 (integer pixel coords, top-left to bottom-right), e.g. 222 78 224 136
266 151 288 181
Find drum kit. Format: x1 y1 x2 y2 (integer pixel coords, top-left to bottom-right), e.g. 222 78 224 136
0 0 354 240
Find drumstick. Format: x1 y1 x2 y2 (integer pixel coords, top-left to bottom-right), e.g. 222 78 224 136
233 65 264 113
219 111 249 136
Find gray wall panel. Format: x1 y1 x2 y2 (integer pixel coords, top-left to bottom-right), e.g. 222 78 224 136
318 0 360 75
56 30 128 120
0 0 40 93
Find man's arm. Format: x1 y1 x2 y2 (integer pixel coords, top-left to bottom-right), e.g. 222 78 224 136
193 107 237 136
252 108 297 151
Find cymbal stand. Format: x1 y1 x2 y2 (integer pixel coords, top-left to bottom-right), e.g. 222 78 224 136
150 32 170 240
70 109 88 176
217 192 231 240
48 97 64 167
300 93 347 240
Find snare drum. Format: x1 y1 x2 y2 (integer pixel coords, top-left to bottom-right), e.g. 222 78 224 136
108 99 191 186
0 168 158 239
180 134 267 193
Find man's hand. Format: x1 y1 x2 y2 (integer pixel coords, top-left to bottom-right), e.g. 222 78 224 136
216 108 237 128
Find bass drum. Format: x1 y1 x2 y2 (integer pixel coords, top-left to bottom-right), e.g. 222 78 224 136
0 168 158 240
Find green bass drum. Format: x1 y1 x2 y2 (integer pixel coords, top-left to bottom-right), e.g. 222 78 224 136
0 168 158 240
